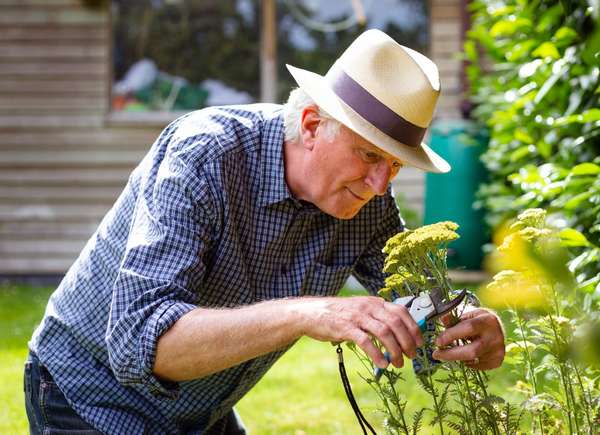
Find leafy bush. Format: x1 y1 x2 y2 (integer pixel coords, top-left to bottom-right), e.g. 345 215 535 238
464 0 600 292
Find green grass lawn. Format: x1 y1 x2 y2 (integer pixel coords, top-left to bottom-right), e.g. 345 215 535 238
0 283 516 434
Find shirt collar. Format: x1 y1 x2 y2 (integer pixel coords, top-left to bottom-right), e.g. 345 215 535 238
258 110 294 207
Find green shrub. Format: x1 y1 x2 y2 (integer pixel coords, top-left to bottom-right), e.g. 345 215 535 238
465 0 600 291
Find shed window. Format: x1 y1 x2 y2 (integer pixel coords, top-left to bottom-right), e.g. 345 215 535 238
110 0 428 115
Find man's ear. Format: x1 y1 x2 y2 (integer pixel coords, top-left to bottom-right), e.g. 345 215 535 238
300 106 320 150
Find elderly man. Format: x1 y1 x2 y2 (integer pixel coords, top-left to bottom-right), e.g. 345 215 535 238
24 29 505 434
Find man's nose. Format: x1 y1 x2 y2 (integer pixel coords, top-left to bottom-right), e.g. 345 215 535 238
365 161 392 196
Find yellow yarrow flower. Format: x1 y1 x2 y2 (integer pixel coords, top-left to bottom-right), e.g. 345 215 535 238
382 229 413 254
381 221 459 299
512 208 547 229
479 269 550 311
384 222 459 260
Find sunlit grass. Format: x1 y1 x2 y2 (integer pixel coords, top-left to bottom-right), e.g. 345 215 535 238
0 284 54 435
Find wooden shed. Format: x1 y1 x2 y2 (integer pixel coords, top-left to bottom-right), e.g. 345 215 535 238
0 0 468 280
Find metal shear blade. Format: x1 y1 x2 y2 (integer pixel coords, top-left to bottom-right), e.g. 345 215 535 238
429 287 467 320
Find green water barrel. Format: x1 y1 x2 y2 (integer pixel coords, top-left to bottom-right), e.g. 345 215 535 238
424 120 488 270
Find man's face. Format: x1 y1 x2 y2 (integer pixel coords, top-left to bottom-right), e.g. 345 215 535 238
302 115 403 220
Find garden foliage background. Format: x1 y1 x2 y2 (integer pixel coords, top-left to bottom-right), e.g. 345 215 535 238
465 0 600 293
461 0 600 430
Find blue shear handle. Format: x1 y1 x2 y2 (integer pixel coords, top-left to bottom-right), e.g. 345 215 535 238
417 318 427 332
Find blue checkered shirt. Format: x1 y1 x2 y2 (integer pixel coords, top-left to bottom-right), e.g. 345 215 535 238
29 104 403 434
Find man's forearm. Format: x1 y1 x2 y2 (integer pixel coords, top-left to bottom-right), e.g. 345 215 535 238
153 298 307 382
154 295 426 383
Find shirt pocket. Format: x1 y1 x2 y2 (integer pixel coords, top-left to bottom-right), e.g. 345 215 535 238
301 262 353 297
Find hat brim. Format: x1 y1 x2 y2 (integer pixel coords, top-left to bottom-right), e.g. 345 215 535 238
286 64 451 174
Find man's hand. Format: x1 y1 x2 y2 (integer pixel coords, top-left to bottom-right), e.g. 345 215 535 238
295 296 424 369
432 308 505 370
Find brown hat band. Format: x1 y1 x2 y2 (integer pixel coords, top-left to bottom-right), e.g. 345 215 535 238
327 67 426 147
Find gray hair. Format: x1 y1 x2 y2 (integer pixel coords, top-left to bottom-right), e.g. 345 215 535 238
283 88 341 144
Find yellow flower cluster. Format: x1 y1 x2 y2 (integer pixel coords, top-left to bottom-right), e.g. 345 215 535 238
510 208 546 230
383 221 459 266
379 222 459 300
479 269 551 310
482 208 565 312
498 228 552 253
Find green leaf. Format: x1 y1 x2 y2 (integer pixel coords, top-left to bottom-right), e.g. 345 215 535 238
552 26 579 46
490 17 532 37
532 42 560 59
564 191 593 210
537 140 552 158
515 129 534 143
577 275 600 293
506 40 538 61
533 65 565 104
559 228 591 247
571 163 600 176
534 4 564 33
510 145 533 162
555 108 600 126
569 248 600 272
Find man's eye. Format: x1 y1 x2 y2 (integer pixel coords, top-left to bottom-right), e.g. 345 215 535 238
361 150 381 163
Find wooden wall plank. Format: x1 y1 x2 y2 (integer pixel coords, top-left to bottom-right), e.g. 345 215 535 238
0 97 108 111
2 143 150 153
0 186 125 203
0 239 87 256
0 62 106 77
0 168 132 185
0 204 111 221
0 26 106 41
0 257 77 274
0 1 85 6
0 9 107 25
431 4 462 19
0 116 104 129
0 129 159 148
0 44 107 59
0 221 98 238
432 39 463 56
0 80 106 95
0 150 144 166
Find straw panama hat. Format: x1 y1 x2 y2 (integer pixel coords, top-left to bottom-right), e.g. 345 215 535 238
286 29 451 173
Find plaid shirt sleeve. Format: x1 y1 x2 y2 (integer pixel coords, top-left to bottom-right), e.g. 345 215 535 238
105 146 219 400
353 191 404 296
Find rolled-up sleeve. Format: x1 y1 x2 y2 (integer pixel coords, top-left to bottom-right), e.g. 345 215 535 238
353 192 404 295
105 152 219 399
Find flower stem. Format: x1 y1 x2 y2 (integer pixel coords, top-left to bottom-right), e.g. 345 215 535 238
515 313 544 433
457 363 478 434
572 360 593 430
426 371 445 435
548 314 576 434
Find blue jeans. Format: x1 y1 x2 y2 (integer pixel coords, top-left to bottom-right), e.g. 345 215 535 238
24 352 247 434
24 352 102 434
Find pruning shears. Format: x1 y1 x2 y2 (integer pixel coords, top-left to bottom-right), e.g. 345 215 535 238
374 287 467 379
